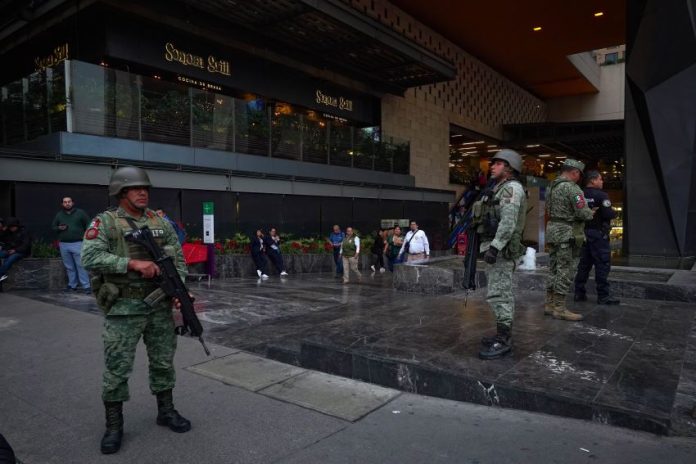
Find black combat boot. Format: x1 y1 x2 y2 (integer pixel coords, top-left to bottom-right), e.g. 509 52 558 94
156 389 191 433
479 324 512 360
100 401 123 455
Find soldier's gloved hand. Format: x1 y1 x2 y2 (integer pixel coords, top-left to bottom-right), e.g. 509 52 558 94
484 247 498 264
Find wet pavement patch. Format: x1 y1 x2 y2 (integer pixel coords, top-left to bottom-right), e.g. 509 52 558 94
16 272 696 435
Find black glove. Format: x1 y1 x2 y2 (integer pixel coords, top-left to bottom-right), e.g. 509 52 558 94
484 246 498 264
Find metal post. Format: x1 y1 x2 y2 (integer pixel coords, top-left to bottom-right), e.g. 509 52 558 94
189 87 194 147
64 60 73 133
136 74 142 141
45 68 52 134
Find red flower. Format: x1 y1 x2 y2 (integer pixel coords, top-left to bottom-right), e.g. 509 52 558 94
243 245 251 253
302 246 310 253
193 239 203 245
291 242 301 249
227 240 238 249
324 242 332 251
214 242 223 251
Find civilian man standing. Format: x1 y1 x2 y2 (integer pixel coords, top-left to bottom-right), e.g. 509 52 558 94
328 225 345 278
52 196 91 293
398 221 430 262
574 171 619 305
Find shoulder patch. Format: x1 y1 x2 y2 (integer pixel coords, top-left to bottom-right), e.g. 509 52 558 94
602 199 611 207
85 227 99 240
574 194 586 209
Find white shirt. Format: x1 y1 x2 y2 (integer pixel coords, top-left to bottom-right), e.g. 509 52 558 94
339 236 360 255
399 229 429 256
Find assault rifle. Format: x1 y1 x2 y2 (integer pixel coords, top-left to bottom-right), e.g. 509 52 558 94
461 180 496 304
125 225 211 356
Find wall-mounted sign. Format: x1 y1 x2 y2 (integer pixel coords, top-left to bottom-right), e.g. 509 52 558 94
315 90 353 112
177 75 222 92
164 42 230 76
34 43 69 72
380 219 410 229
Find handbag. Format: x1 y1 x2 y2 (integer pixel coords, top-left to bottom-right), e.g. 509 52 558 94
403 231 416 254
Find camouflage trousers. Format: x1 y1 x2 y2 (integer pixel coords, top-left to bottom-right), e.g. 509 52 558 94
546 242 579 295
486 257 515 328
102 308 177 402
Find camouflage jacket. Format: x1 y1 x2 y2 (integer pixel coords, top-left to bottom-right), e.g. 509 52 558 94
81 207 187 315
545 177 593 244
477 178 527 257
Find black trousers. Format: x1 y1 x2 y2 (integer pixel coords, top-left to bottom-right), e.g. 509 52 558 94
251 251 268 275
574 229 611 298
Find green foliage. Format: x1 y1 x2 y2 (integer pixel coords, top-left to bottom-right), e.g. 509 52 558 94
31 240 60 258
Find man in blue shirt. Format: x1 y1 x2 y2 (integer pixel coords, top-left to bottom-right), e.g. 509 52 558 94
328 224 345 278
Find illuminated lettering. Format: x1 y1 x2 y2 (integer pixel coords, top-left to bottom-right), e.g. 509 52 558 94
316 90 353 112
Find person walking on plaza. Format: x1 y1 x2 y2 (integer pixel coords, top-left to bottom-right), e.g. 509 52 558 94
251 229 269 280
340 226 361 284
264 227 289 276
0 217 31 283
52 196 91 293
328 224 345 278
81 166 191 455
473 150 527 360
574 171 619 305
398 221 430 262
386 225 404 272
545 159 594 321
370 229 386 273
155 208 186 245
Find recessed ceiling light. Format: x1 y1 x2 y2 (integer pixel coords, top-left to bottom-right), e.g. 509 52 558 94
533 26 542 31
594 12 604 17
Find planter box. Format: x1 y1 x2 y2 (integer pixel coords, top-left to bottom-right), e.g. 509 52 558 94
212 253 376 278
1 258 68 291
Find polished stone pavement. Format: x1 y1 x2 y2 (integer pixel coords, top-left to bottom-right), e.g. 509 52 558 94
18 272 696 436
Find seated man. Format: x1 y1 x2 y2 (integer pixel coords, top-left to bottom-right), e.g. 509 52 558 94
0 217 32 282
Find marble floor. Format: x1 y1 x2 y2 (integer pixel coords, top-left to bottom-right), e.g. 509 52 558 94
17 272 696 435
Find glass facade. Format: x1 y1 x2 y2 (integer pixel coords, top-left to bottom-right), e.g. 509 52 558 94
1 60 410 174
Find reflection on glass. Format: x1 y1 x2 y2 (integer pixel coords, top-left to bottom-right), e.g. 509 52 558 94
329 122 352 167
271 103 301 160
141 79 190 145
1 60 410 175
235 97 269 156
302 113 327 164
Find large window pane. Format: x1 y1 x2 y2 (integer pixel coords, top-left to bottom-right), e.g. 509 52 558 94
25 71 49 140
192 91 235 151
302 115 327 164
141 78 190 145
1 80 25 144
271 104 301 160
353 128 376 170
235 98 269 156
47 66 66 134
329 122 352 167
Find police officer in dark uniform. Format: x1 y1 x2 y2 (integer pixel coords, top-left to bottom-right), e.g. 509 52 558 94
574 170 619 304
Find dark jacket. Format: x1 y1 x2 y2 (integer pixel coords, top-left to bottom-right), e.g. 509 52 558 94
250 235 265 255
1 225 31 256
371 234 385 254
263 235 281 254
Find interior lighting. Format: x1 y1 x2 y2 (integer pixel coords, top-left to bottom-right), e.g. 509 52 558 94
594 12 604 17
538 154 551 158
526 144 540 148
533 26 542 31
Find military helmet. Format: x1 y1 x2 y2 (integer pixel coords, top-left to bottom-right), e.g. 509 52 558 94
562 158 585 172
108 166 152 196
491 149 523 173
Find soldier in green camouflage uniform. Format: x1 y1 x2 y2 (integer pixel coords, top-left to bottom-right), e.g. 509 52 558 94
473 150 527 360
81 166 192 455
544 159 594 321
